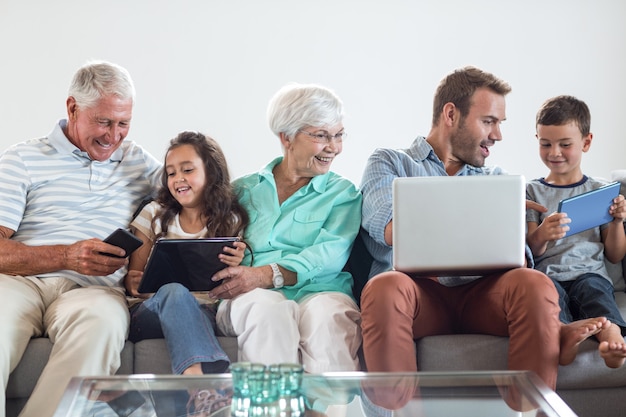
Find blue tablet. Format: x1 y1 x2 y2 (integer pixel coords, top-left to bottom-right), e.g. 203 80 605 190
557 181 620 237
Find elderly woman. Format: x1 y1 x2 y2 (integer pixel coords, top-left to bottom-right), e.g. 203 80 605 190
209 83 362 372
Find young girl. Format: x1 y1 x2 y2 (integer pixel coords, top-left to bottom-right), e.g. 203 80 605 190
124 131 248 375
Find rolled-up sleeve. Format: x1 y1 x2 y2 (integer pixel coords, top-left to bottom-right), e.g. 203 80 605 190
234 161 362 301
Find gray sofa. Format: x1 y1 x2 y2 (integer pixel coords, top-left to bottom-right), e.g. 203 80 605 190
8 298 626 417
7 252 626 417
8 171 626 417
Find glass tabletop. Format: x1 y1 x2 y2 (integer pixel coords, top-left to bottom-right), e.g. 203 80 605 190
53 370 576 417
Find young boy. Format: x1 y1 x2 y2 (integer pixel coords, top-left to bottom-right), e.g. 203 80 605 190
526 95 626 368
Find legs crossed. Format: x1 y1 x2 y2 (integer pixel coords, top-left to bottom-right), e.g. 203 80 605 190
361 269 561 389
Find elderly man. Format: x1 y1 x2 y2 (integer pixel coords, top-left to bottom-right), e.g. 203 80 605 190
0 61 161 417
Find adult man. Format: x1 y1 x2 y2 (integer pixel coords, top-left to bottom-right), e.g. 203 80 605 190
359 66 603 391
0 61 161 417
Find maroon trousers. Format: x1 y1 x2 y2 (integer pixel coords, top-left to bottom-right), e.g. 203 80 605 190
361 268 561 390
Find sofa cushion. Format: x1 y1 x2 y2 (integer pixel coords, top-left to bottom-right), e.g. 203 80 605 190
416 332 626 391
132 337 239 374
417 334 508 371
611 170 626 292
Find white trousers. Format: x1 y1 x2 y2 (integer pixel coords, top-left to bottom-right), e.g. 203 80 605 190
216 289 361 373
0 274 129 417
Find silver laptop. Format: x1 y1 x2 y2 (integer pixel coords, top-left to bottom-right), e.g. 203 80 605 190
392 175 526 276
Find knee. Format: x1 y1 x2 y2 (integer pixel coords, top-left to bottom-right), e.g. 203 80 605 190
70 294 128 337
247 299 299 327
575 273 612 292
505 269 558 301
361 271 413 304
302 293 360 327
156 283 192 302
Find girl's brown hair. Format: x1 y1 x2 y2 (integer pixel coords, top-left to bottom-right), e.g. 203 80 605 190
154 131 249 239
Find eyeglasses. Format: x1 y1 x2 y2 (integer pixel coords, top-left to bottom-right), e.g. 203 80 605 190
298 130 347 144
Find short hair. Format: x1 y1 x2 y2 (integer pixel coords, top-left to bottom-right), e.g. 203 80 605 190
68 60 135 109
431 66 512 126
267 83 344 139
536 95 591 136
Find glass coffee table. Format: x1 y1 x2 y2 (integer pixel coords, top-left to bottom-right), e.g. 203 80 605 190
53 370 576 417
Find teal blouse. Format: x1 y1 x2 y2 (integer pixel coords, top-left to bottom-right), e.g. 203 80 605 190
234 157 362 302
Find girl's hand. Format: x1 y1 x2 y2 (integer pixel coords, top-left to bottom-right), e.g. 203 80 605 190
124 269 149 298
219 241 247 266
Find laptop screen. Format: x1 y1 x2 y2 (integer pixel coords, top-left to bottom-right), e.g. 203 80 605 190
392 175 526 276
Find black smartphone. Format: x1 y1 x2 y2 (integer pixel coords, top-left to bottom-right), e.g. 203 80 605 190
106 390 146 417
101 228 143 258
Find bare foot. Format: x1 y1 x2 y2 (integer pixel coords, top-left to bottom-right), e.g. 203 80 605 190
559 317 609 365
182 363 204 375
597 323 626 368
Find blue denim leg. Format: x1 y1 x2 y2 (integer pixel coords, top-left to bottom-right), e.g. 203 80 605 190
129 283 230 374
551 278 574 324
566 273 626 335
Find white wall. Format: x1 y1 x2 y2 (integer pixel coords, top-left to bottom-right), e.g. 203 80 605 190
1 0 625 185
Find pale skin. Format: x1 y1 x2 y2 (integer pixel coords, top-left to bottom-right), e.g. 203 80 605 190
383 88 545 247
208 124 345 301
0 95 135 277
381 90 624 367
122 144 246 375
527 121 626 368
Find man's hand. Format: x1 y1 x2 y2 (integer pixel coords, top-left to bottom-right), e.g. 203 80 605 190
0 225 128 277
526 200 548 213
63 239 127 276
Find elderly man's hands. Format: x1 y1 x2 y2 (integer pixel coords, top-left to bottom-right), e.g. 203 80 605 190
63 238 127 276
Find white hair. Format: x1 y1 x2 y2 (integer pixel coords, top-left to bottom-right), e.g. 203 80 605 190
267 83 344 139
68 60 135 109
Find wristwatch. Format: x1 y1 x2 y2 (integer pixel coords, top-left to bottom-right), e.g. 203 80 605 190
269 263 284 289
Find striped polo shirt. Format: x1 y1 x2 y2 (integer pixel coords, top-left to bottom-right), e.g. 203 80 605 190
0 119 162 287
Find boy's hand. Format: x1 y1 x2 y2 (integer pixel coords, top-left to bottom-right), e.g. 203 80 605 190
218 241 247 267
537 212 571 242
609 194 626 222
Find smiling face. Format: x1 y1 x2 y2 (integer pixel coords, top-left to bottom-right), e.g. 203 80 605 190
537 121 591 183
65 95 132 161
283 123 344 178
449 88 506 168
165 144 207 209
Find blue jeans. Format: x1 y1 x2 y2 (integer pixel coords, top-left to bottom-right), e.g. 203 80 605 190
553 273 626 334
129 283 230 374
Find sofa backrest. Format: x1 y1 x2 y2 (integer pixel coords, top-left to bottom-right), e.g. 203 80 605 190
343 228 373 306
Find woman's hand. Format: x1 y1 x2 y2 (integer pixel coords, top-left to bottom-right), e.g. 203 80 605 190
218 241 247 266
209 265 271 299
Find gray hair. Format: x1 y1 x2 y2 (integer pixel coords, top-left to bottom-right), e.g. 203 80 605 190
68 60 136 109
267 83 344 139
